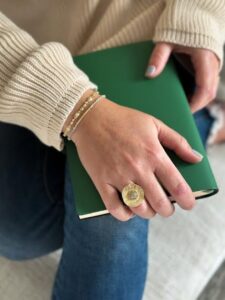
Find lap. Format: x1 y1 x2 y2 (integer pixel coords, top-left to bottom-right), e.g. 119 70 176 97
52 110 213 299
53 163 150 300
0 108 213 261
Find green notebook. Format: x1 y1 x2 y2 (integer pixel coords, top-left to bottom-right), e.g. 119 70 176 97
65 40 218 220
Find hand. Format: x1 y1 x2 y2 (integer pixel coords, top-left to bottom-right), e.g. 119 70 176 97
145 42 220 113
71 97 202 221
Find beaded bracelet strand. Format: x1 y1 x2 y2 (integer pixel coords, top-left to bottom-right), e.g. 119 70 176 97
63 89 99 138
67 93 106 140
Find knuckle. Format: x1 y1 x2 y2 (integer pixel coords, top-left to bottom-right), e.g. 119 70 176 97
205 87 215 100
107 205 130 221
172 182 188 197
154 151 165 163
152 116 162 130
208 97 214 104
152 211 157 218
133 202 156 219
172 181 189 197
152 196 166 211
132 163 143 179
131 161 142 176
211 89 217 100
123 152 141 173
172 182 196 210
118 215 133 222
106 200 120 213
152 52 163 62
164 206 175 218
133 202 147 213
178 135 188 148
182 198 196 210
148 210 157 219
98 185 134 222
145 145 164 163
123 151 135 164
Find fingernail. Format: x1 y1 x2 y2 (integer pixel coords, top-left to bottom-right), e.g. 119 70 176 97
192 149 203 160
145 65 156 77
131 214 136 219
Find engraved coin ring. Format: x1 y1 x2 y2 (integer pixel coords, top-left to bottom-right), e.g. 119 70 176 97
121 182 145 208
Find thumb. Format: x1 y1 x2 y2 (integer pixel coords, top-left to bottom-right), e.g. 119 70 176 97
145 43 173 78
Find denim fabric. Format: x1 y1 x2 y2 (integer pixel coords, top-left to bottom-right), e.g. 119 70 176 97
0 123 65 260
0 123 148 300
53 173 148 300
194 108 215 146
0 109 212 300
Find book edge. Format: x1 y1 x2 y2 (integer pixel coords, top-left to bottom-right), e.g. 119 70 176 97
78 189 218 220
79 209 109 220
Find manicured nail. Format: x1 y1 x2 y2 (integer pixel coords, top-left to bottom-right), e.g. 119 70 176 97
192 149 203 160
145 65 156 77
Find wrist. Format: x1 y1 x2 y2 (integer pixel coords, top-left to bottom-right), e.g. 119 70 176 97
62 88 96 134
71 96 111 146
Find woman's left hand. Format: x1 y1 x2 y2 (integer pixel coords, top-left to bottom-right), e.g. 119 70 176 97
145 42 220 113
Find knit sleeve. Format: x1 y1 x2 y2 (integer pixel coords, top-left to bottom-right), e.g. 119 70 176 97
0 12 97 151
153 0 225 67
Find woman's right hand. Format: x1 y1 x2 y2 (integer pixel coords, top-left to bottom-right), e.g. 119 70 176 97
71 97 203 221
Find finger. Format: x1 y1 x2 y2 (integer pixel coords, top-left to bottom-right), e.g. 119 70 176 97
116 180 156 219
155 150 195 210
129 199 156 219
191 77 218 112
155 118 203 163
190 51 219 112
135 173 175 217
145 42 173 78
98 183 134 221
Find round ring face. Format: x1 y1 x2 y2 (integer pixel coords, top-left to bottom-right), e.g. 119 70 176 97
122 182 145 207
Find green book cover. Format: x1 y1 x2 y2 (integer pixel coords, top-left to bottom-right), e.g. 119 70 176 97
65 40 218 220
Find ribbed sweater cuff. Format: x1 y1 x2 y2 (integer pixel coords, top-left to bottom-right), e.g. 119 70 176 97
0 41 97 151
153 29 224 68
47 67 98 151
153 0 225 70
0 12 97 151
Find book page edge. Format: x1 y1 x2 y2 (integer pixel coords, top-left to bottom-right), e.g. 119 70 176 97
79 210 109 220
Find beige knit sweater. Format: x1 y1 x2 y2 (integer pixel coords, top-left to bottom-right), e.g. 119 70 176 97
0 0 225 151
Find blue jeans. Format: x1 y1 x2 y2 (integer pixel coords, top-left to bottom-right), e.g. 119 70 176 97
0 123 148 300
0 109 213 300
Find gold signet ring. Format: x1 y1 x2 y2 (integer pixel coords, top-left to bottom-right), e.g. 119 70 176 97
121 182 145 208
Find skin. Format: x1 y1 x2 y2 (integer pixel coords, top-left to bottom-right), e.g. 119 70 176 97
63 42 219 222
208 101 225 144
146 42 220 112
67 96 201 221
